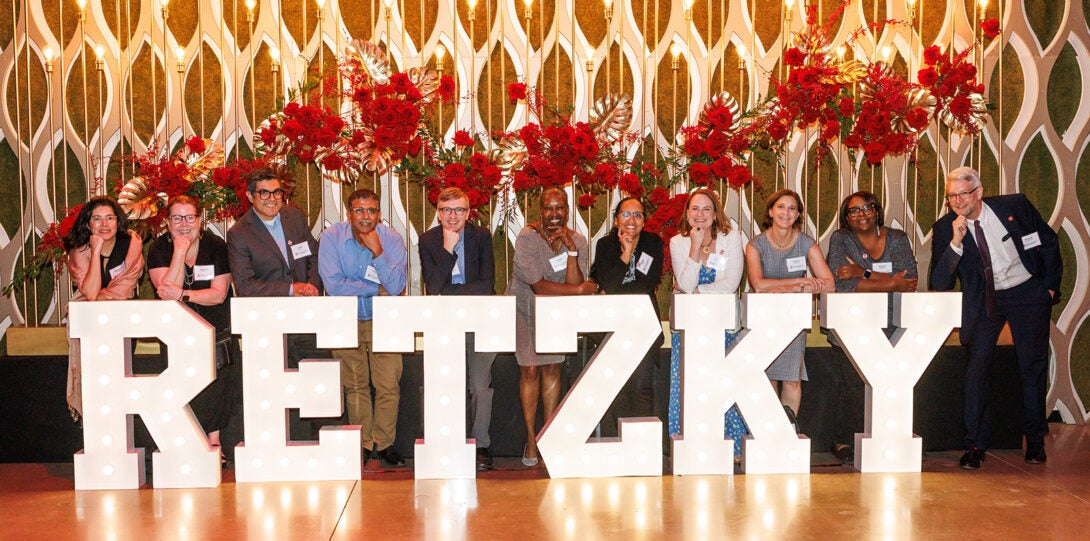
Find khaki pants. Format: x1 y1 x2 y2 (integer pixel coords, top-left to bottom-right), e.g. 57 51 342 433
335 319 403 451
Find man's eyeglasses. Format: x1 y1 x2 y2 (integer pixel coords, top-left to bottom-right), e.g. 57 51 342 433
438 207 469 216
617 210 644 219
349 207 380 216
945 186 980 202
168 214 199 225
846 204 876 217
90 215 117 223
251 188 284 200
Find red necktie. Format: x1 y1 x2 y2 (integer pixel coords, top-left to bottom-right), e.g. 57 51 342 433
973 220 997 319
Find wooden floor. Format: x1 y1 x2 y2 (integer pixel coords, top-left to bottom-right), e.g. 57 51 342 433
3 424 1090 540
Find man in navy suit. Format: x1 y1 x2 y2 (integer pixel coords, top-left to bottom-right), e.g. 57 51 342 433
418 187 496 469
929 166 1062 469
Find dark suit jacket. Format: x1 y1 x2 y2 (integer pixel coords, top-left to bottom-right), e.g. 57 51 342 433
227 205 321 297
419 223 495 295
929 194 1062 343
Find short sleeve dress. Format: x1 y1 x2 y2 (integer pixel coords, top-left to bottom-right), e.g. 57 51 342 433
750 231 814 382
506 226 589 366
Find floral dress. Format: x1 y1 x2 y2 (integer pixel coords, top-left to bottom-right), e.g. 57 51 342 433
668 265 748 456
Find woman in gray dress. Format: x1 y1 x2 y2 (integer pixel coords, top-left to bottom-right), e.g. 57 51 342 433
507 187 598 466
744 189 834 428
824 190 918 461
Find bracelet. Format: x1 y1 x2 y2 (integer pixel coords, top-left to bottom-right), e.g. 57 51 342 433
567 250 578 257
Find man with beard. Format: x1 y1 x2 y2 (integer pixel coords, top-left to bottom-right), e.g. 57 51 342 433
319 188 408 468
930 166 1062 470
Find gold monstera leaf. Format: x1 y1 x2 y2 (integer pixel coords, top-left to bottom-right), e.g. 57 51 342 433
892 88 937 134
857 62 892 103
354 126 396 175
698 92 741 133
589 93 633 144
406 67 440 103
345 39 391 85
822 59 868 85
182 139 225 182
117 177 167 220
940 93 988 134
487 136 527 173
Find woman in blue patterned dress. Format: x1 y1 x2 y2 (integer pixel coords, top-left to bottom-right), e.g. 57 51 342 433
745 189 835 430
667 188 745 455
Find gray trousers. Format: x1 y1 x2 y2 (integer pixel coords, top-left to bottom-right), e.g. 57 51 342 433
466 334 496 448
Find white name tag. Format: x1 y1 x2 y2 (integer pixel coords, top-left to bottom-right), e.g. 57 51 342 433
785 256 807 273
872 262 893 273
636 252 654 275
290 242 312 260
108 263 126 279
549 253 568 273
365 265 381 283
193 264 216 281
1021 232 1041 249
706 253 727 273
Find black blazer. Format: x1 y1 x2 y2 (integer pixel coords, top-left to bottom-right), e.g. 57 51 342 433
590 230 665 319
419 223 495 295
929 194 1062 343
227 205 321 297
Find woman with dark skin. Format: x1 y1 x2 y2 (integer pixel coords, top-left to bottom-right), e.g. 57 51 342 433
824 191 918 461
63 196 144 420
507 187 597 466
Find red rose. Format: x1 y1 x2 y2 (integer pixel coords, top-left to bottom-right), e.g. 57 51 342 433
407 136 423 156
470 152 489 171
767 121 789 141
683 137 707 157
711 156 733 178
578 193 596 209
923 45 942 66
981 18 1000 39
843 133 862 148
321 154 343 171
906 108 930 131
727 165 751 189
437 76 456 101
838 97 855 118
281 119 304 140
453 130 474 147
784 47 806 67
508 82 527 102
185 136 206 154
689 162 712 186
949 95 972 116
706 107 733 131
917 67 938 87
649 187 669 206
619 172 642 196
864 142 887 164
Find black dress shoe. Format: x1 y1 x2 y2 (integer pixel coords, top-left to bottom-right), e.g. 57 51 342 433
376 447 406 467
1025 442 1047 464
832 443 854 465
959 448 984 470
476 447 493 470
362 448 372 464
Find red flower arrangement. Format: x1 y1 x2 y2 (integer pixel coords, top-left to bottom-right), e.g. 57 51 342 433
917 44 988 134
676 96 757 191
844 64 932 165
409 129 504 222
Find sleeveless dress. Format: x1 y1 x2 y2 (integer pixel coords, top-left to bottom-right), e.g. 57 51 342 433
667 266 748 456
751 231 813 382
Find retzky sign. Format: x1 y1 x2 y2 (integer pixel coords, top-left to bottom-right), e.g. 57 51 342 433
70 292 960 490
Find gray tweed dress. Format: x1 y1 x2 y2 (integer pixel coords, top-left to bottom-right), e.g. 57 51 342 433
750 231 812 382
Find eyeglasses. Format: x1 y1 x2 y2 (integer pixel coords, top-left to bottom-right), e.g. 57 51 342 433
945 186 980 202
438 207 469 216
349 207 380 216
846 204 876 216
251 188 284 200
168 214 199 225
90 215 117 223
618 210 644 219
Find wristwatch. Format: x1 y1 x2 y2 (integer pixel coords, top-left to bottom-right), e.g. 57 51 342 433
862 269 872 280
181 292 190 303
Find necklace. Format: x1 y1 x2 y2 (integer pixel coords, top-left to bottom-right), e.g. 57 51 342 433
770 230 795 250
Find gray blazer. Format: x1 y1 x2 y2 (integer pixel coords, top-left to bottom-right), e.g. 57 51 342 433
227 205 321 297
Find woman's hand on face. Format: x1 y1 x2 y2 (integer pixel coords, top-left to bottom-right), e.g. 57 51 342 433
172 233 192 255
548 227 577 251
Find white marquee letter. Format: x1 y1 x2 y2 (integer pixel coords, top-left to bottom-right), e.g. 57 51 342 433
535 295 664 478
371 296 515 479
72 301 219 490
821 292 960 472
232 297 361 482
673 293 813 475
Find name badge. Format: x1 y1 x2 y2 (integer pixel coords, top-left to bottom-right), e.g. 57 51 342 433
290 242 312 260
785 256 807 273
451 263 462 277
193 264 216 281
1021 232 1042 249
365 265 381 283
636 252 654 275
108 262 126 279
705 253 727 273
872 262 893 273
549 253 568 273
